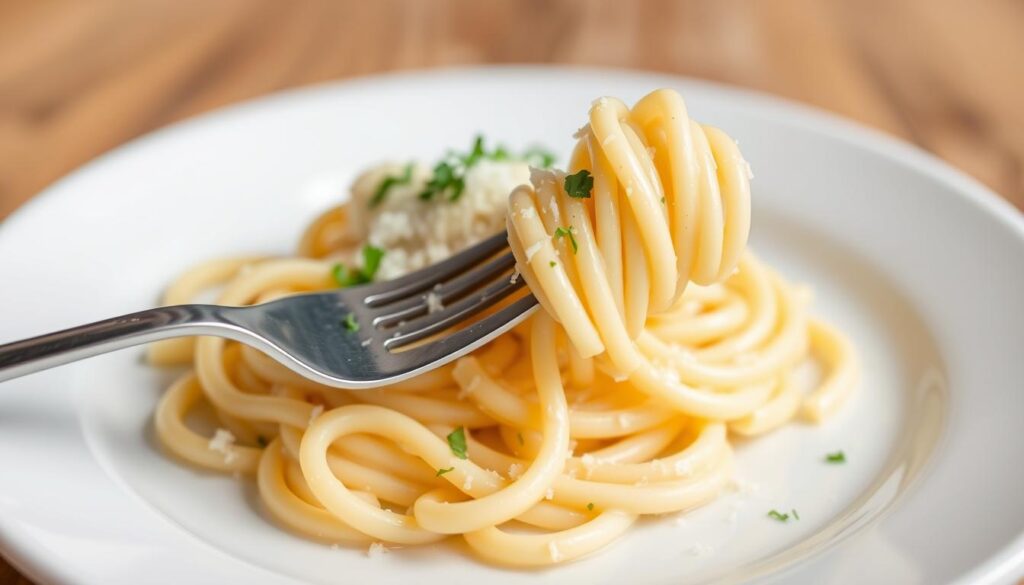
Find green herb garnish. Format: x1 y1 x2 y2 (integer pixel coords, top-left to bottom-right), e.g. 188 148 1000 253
447 426 468 459
461 136 487 167
767 510 790 523
792 509 800 520
332 245 386 287
436 467 454 477
587 502 595 511
370 163 413 207
419 160 465 201
361 245 385 280
549 261 557 267
825 451 846 463
419 136 555 203
343 312 360 332
554 226 578 253
564 169 593 199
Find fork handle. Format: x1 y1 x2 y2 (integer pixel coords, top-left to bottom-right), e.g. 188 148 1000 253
0 305 238 383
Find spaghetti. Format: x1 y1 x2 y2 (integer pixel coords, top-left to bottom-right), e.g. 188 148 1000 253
151 88 857 567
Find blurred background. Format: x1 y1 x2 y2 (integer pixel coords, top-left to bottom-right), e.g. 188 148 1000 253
0 0 1021 581
1 0 1022 223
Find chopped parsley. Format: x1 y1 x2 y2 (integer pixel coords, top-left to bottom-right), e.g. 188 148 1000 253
361 245 385 279
419 160 466 202
342 312 360 332
332 245 386 287
825 451 846 464
554 226 578 253
564 169 593 199
447 426 468 459
256 435 268 448
661 196 666 204
767 509 799 523
436 467 454 477
549 261 557 267
418 136 556 202
370 163 413 207
461 136 487 167
586 502 595 511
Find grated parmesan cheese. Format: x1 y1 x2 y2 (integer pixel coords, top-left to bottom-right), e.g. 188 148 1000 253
730 478 761 496
208 429 238 464
367 542 388 558
347 160 530 280
687 543 715 557
425 291 444 314
507 463 523 479
463 475 474 491
545 487 555 500
580 453 598 479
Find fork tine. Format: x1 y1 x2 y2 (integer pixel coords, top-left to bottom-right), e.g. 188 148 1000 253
371 252 517 328
384 273 528 350
360 231 510 308
392 295 539 367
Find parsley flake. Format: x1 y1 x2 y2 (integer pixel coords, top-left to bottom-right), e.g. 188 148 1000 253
370 163 413 207
564 169 594 199
436 467 454 477
332 245 386 287
554 226 578 253
343 312 360 332
825 451 846 463
792 509 800 520
587 502 595 511
361 245 385 280
447 426 468 459
419 136 556 203
419 160 465 201
549 261 557 267
767 510 790 523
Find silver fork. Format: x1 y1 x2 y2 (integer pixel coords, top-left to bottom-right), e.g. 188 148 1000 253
0 232 537 389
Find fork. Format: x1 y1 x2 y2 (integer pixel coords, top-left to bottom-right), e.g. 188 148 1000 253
0 232 537 389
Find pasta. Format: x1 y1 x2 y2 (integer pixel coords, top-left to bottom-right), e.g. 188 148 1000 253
151 88 858 567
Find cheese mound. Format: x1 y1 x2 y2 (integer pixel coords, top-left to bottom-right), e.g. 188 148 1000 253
346 160 530 280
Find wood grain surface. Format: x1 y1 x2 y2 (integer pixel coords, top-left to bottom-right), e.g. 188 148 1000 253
0 1 1022 583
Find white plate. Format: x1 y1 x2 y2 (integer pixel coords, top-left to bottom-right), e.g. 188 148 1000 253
0 66 1022 585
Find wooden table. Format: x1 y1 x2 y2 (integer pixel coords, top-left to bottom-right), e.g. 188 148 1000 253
0 1 1021 583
